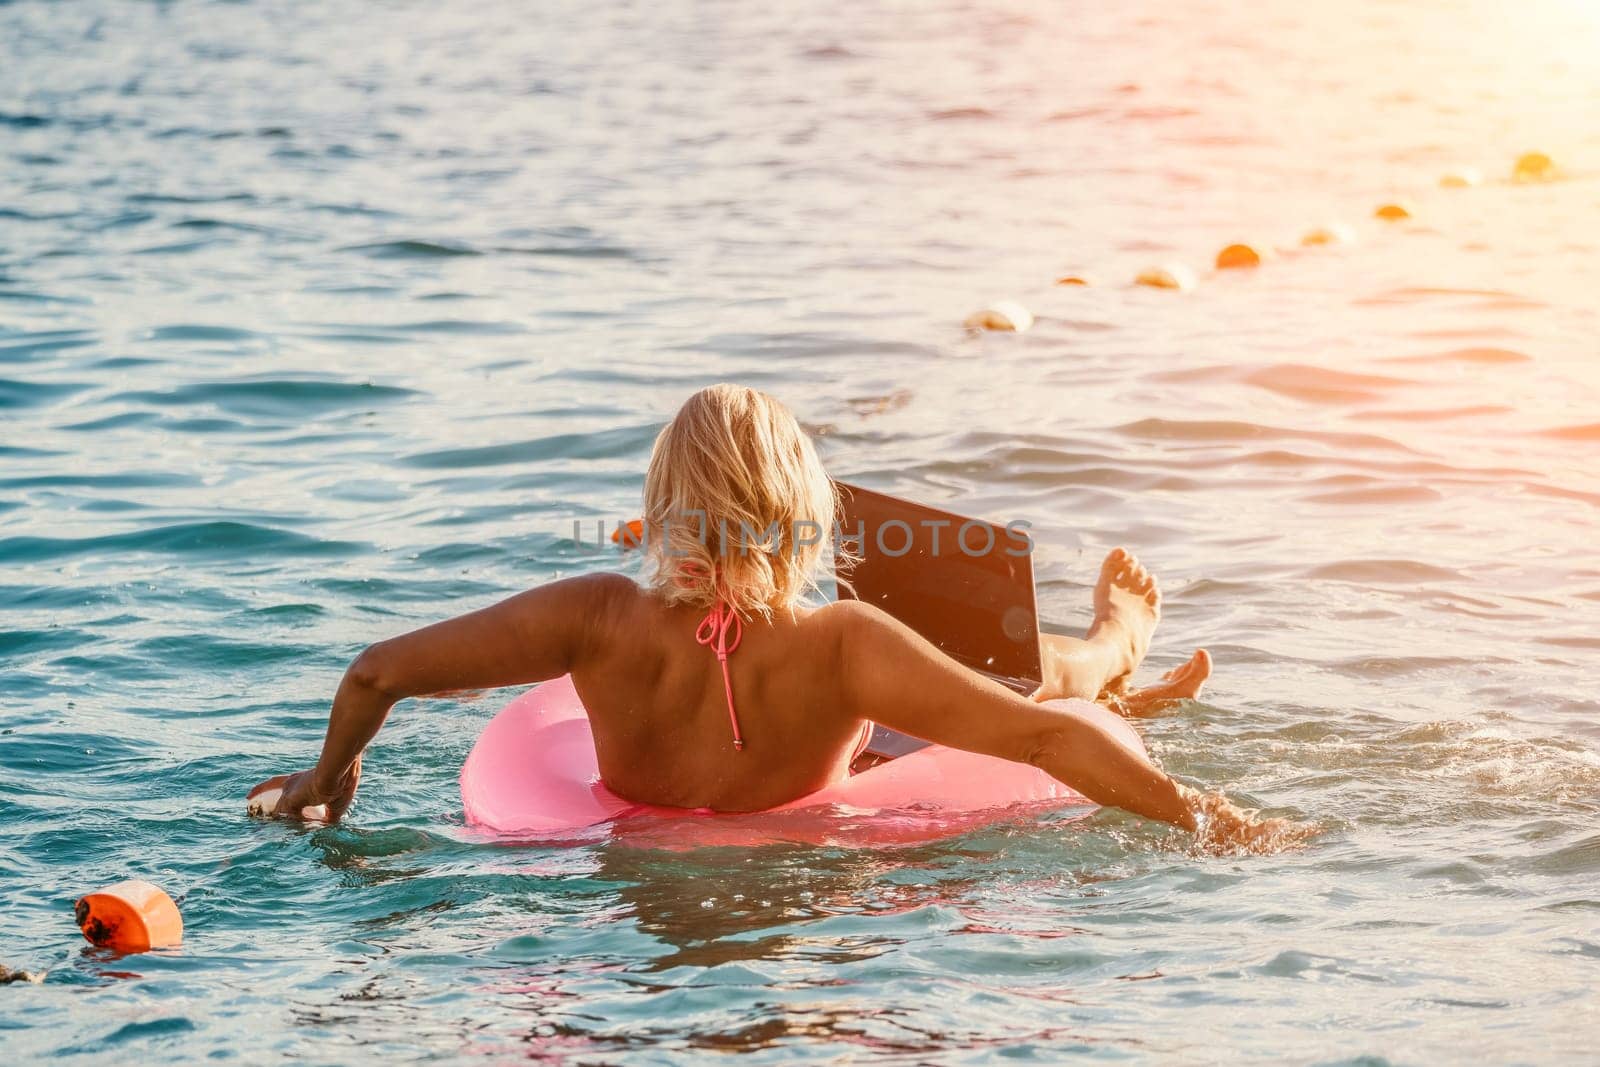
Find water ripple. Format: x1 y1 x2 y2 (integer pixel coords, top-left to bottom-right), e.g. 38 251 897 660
3 0 1599 1060
111 378 417 420
0 522 363 564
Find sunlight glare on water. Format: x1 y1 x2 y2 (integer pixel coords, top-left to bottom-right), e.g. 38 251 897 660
2 0 1599 1061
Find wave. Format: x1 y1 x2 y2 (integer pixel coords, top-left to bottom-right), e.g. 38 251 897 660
800 44 861 60
143 324 261 343
111 378 417 419
301 319 525 338
1045 107 1109 122
1349 405 1510 422
665 333 941 362
0 470 197 491
130 633 327 670
1302 484 1444 506
401 422 659 470
1114 417 1416 454
1538 423 1600 442
0 377 90 409
342 239 481 258
132 239 227 256
845 390 914 417
493 242 640 260
1384 347 1531 365
0 207 72 222
929 107 996 121
1303 559 1466 583
0 288 91 305
0 330 95 363
1125 105 1198 120
0 443 63 459
60 410 160 432
1242 363 1416 405
0 521 363 564
1357 287 1547 311
0 626 96 660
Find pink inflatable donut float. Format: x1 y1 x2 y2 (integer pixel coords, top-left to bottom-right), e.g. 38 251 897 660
460 675 1145 847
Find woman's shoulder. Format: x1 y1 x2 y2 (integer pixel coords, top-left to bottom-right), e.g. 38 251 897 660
798 598 896 646
807 597 888 625
566 570 642 598
529 569 635 601
532 571 648 627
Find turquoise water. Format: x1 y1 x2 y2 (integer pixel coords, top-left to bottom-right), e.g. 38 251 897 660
4 0 1600 1060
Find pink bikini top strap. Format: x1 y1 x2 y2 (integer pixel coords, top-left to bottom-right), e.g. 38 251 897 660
694 600 746 750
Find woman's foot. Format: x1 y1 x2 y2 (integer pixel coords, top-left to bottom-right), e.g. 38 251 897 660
1033 548 1162 703
1112 648 1212 717
1086 548 1161 689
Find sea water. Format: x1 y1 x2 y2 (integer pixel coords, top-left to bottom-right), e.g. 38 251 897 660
3 0 1599 1061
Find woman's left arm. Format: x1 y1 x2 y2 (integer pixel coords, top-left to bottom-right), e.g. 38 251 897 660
251 572 627 821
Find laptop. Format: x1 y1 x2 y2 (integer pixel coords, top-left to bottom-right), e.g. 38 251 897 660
833 482 1041 758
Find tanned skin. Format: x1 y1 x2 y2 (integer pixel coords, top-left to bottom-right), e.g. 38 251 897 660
257 549 1298 847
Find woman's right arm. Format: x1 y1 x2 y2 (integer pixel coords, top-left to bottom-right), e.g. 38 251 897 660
834 600 1200 831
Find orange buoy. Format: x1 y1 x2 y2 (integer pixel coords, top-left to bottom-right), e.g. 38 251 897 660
76 880 182 952
1214 243 1262 270
1439 168 1480 188
1134 264 1195 291
1054 274 1092 287
1373 203 1411 221
1300 223 1354 247
1512 151 1555 182
963 301 1033 332
610 518 645 548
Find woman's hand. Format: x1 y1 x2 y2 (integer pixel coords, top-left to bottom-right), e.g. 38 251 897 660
1177 783 1313 855
247 757 361 823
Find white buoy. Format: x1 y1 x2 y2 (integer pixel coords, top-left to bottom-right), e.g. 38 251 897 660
963 300 1034 332
1300 223 1355 247
1133 264 1196 291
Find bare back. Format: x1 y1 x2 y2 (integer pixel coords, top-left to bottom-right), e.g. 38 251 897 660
573 580 866 811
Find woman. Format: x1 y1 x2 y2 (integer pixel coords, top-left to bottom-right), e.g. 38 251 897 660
254 385 1298 848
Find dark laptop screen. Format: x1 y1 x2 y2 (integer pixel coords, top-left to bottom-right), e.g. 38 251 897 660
834 482 1041 688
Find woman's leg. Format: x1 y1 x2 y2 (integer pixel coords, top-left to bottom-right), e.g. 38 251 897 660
1104 649 1212 717
1035 548 1161 701
1037 549 1211 717
855 550 1199 774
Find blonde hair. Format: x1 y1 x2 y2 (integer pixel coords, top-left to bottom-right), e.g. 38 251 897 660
644 384 838 618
